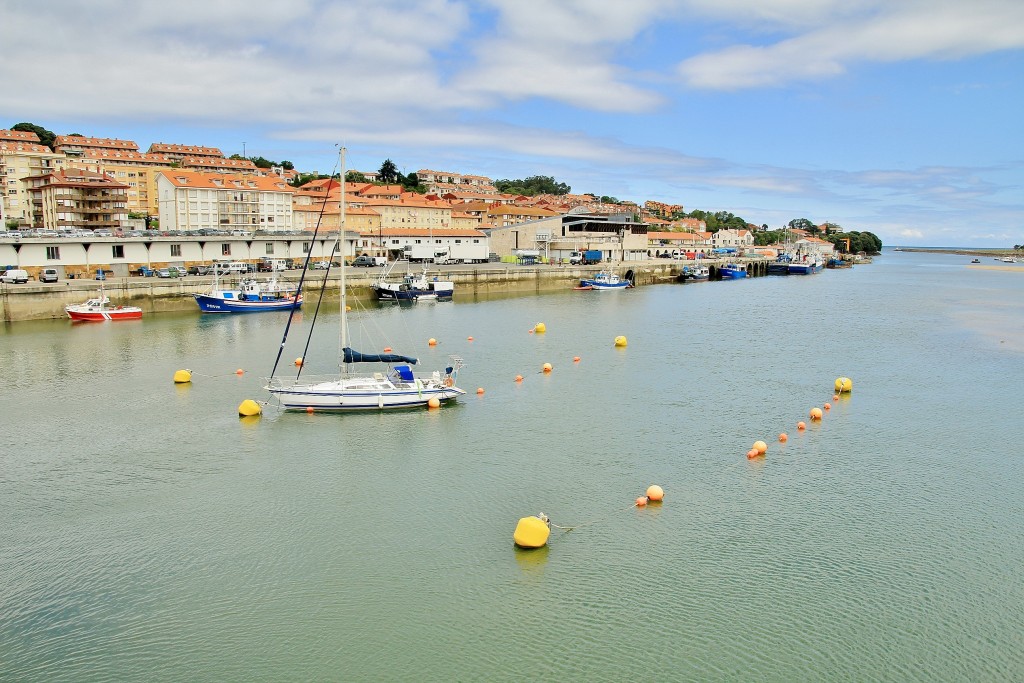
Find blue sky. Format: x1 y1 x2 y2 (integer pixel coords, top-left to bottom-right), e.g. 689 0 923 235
3 0 1022 246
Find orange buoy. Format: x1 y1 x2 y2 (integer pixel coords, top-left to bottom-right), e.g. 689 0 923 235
528 329 535 334
753 440 768 455
636 496 648 507
833 394 840 401
427 397 440 409
824 402 832 411
747 449 759 459
809 407 823 420
476 387 484 395
345 305 351 312
797 421 806 431
467 336 474 341
294 357 303 366
514 375 524 382
428 338 437 346
306 407 314 414
573 356 581 363
779 433 788 443
646 485 664 501
542 362 552 373
235 368 244 375
384 346 392 353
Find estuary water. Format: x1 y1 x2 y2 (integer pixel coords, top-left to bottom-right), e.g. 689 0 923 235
2 250 1023 682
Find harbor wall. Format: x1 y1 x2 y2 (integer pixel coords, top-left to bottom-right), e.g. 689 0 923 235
0 259 762 322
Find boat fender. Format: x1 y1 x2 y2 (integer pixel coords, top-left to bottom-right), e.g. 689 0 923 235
443 377 454 387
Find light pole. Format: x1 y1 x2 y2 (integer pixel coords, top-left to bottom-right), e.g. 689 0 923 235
242 142 246 159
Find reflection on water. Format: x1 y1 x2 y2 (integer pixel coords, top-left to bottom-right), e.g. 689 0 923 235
1 249 1023 681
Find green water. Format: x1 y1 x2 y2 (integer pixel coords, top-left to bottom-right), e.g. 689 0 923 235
2 251 1023 681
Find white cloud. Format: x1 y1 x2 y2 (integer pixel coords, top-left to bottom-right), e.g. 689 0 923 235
678 0 1024 89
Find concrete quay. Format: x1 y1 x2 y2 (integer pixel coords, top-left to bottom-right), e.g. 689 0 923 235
1 258 768 322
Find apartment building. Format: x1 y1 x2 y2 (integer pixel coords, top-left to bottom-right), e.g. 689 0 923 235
24 168 129 232
157 171 294 232
1 130 68 227
416 169 499 195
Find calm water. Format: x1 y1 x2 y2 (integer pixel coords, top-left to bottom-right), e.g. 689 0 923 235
2 250 1023 682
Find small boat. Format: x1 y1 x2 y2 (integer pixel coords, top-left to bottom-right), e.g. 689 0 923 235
767 254 792 276
719 264 748 279
971 258 981 264
826 258 853 269
65 287 143 321
194 273 302 313
579 272 631 290
372 264 454 302
266 148 465 412
679 266 709 282
788 257 823 275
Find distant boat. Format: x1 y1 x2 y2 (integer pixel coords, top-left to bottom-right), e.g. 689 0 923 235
680 265 709 282
767 254 792 276
66 286 143 321
971 258 981 264
719 264 748 279
579 272 632 290
194 273 301 313
372 262 454 302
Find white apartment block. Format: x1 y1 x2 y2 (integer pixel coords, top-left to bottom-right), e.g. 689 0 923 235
157 171 294 232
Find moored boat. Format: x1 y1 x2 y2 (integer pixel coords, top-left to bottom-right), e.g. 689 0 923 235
372 262 454 301
65 287 143 321
579 272 631 290
719 263 748 279
194 274 302 313
680 265 709 282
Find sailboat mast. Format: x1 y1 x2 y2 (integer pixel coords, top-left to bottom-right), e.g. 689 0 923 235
339 147 348 369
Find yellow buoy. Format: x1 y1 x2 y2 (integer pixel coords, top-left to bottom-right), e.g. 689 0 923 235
173 369 192 384
753 440 768 455
513 515 551 548
614 335 627 347
542 362 553 373
428 338 437 346
345 305 351 312
427 397 440 409
237 399 261 417
646 484 664 501
534 322 546 333
835 377 853 393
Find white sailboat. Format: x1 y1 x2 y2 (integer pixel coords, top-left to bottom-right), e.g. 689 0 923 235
265 148 465 411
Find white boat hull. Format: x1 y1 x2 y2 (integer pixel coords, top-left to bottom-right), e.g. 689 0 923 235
267 375 465 411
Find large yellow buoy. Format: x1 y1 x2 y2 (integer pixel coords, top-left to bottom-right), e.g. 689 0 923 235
427 397 440 409
646 484 664 501
173 369 192 384
237 399 262 417
534 322 546 333
542 362 553 373
835 377 853 393
614 335 627 347
513 515 550 548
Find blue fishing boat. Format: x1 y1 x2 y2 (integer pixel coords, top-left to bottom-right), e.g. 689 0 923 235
719 263 748 279
194 274 302 313
579 272 632 290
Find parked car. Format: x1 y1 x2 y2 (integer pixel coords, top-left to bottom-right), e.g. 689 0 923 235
155 268 173 278
95 269 107 281
136 266 156 277
187 265 211 276
1 269 29 284
168 267 187 277
351 255 379 267
312 261 331 270
40 268 59 283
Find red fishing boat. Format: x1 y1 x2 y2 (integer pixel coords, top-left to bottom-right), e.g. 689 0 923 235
65 287 143 321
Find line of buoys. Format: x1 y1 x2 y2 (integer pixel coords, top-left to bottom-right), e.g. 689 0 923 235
173 369 192 383
746 376 854 465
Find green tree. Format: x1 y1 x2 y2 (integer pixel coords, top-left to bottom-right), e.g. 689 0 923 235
345 170 367 184
11 122 56 149
378 159 399 184
788 218 815 231
494 175 570 196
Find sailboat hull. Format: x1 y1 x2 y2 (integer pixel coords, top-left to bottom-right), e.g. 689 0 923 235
267 376 465 411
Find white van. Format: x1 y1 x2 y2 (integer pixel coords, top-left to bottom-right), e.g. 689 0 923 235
213 261 248 275
1 269 30 284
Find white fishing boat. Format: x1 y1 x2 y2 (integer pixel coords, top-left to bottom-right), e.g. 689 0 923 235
265 148 465 411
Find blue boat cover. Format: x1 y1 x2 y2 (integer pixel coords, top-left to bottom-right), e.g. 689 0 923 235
394 365 415 381
343 347 418 365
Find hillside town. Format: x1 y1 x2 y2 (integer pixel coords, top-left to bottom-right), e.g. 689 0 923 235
1 128 845 277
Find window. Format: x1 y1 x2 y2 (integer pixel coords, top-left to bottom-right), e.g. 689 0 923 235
222 244 231 256
265 242 274 255
46 246 60 260
170 244 182 257
302 242 310 253
112 245 124 259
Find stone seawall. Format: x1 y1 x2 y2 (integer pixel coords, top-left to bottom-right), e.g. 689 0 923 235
0 259 749 322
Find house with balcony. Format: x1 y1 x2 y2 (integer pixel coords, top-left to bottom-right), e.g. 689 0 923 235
23 168 128 232
1 130 68 227
157 171 294 233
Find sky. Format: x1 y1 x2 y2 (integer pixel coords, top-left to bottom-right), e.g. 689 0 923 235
3 0 1023 247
